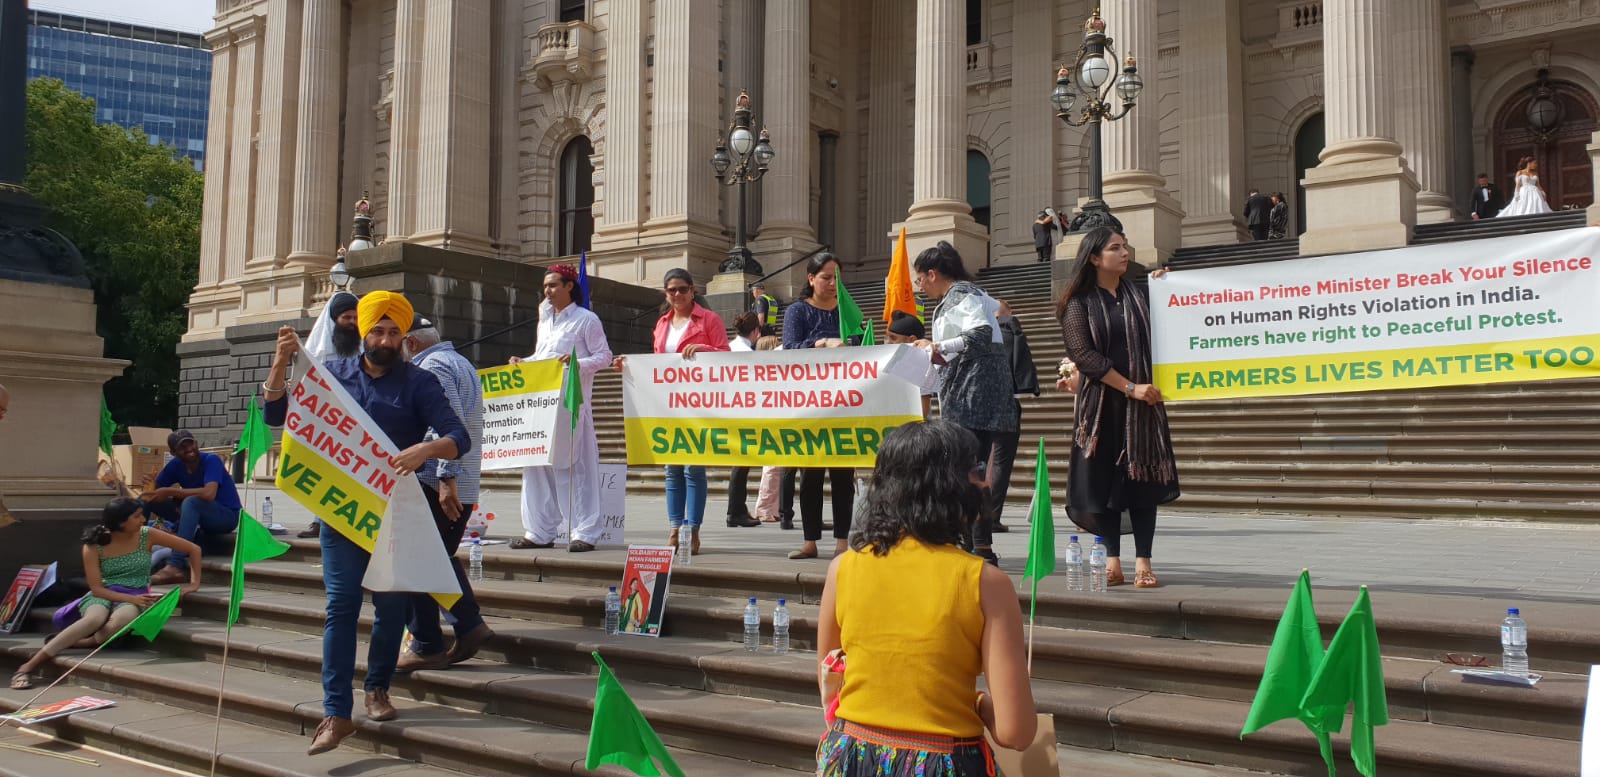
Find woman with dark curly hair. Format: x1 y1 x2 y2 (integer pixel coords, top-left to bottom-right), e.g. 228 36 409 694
815 421 1036 775
1055 226 1179 589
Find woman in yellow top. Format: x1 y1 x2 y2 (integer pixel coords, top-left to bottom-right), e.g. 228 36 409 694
816 420 1036 775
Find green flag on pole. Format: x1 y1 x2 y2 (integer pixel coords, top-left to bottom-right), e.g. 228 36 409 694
234 391 273 476
229 510 290 627
837 278 866 343
585 653 686 777
563 346 583 431
1021 438 1056 624
111 588 182 643
98 398 116 457
860 320 875 346
1241 570 1336 776
1300 587 1389 777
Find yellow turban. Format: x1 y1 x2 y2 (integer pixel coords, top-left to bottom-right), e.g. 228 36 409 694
356 291 415 338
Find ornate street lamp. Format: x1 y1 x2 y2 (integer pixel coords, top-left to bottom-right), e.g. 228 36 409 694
329 193 373 291
1052 7 1143 233
711 90 774 274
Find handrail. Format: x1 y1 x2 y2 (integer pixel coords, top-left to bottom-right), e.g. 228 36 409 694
457 316 538 351
748 243 832 291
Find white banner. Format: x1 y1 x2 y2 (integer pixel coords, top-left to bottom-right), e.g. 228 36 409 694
1152 227 1600 400
477 359 566 471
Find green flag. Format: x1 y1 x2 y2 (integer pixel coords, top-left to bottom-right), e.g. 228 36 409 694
111 588 182 643
1241 570 1336 776
234 391 273 476
859 320 875 346
1300 587 1389 777
585 653 686 777
837 278 865 343
229 510 291 627
1021 438 1056 625
563 346 584 431
98 398 116 457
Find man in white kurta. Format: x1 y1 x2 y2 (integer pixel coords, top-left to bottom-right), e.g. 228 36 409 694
512 267 614 552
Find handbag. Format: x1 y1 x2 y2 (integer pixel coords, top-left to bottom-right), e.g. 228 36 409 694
984 713 1060 777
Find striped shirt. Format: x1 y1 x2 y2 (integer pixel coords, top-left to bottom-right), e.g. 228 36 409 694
412 341 484 505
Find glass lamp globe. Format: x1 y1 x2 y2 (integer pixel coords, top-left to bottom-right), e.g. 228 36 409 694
1526 96 1560 132
730 126 756 157
329 261 351 290
711 146 731 175
1051 79 1076 114
1115 63 1143 103
1079 55 1111 90
754 137 775 169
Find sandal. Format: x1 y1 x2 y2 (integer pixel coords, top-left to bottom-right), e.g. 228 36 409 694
1135 570 1160 589
11 670 35 690
787 547 818 560
1105 568 1126 587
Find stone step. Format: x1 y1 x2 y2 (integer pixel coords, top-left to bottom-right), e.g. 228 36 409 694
0 638 809 776
169 576 1588 746
1410 211 1588 245
0 722 221 777
0 683 476 777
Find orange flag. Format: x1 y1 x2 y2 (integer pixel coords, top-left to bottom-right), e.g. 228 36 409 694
884 227 917 322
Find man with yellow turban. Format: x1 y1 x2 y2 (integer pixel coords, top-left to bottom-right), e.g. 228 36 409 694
258 289 471 756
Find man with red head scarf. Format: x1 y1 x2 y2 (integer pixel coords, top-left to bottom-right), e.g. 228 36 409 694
509 264 613 552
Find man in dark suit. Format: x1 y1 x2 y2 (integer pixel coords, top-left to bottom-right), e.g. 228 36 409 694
1243 188 1272 240
1470 173 1503 220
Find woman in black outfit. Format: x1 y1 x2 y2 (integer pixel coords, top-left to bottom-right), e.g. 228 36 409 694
1055 227 1179 588
781 252 855 560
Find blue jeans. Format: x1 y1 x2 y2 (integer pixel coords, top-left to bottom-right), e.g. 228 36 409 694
405 484 485 655
320 527 408 719
664 465 707 528
157 498 239 572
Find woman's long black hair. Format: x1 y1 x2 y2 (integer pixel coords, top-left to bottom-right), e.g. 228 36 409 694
83 498 142 546
797 252 841 300
911 240 974 283
1054 225 1126 321
850 421 987 555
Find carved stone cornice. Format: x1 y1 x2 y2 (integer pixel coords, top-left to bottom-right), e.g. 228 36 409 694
1448 0 1600 47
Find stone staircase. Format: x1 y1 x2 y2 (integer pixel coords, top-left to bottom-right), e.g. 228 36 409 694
1 543 1588 777
1411 210 1588 246
504 259 1600 523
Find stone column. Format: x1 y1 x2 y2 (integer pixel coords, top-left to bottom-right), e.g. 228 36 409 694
865 0 906 262
749 0 817 272
1587 130 1600 227
248 0 301 271
1178 0 1248 246
1006 0 1054 265
1299 0 1418 255
1450 47 1475 214
223 22 261 283
196 31 233 291
287 0 343 265
896 0 986 265
817 130 839 248
644 0 723 275
1392 0 1453 223
412 0 493 254
1097 0 1182 265
722 0 764 235
593 0 642 241
385 0 424 240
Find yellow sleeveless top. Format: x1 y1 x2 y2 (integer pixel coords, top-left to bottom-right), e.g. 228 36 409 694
833 538 987 737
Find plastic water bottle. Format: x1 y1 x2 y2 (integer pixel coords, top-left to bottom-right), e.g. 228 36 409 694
1064 535 1086 592
260 497 273 522
677 533 692 566
773 599 791 655
467 535 484 582
604 586 622 635
743 597 761 653
1089 536 1108 593
1501 608 1528 677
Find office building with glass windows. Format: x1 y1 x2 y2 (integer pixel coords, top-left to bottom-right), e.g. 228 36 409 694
26 10 211 170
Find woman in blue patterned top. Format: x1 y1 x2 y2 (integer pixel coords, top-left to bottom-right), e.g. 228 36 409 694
780 252 855 560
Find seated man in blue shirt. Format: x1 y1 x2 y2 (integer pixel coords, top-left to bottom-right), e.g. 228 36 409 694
144 429 241 585
260 290 469 756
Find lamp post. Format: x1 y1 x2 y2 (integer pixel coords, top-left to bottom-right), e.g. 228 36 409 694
711 90 775 275
1052 7 1144 233
329 193 372 292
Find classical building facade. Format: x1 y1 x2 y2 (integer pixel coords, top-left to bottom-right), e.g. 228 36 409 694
183 0 1598 341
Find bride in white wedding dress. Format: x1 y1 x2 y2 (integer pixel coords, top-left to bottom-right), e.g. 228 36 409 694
1496 156 1554 217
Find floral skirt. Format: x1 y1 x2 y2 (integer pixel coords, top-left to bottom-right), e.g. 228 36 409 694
817 719 999 777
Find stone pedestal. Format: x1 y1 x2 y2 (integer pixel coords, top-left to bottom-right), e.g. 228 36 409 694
892 216 992 280
1299 156 1419 256
1101 188 1183 267
706 270 762 330
748 234 820 300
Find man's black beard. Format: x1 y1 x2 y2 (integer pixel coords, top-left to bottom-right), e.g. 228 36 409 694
365 346 400 368
332 324 362 357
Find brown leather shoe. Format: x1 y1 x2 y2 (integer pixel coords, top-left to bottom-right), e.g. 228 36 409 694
447 623 494 665
149 566 186 586
364 688 397 721
394 648 449 674
306 716 356 755
297 523 321 539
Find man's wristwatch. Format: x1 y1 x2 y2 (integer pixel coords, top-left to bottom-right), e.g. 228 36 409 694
1125 382 1136 396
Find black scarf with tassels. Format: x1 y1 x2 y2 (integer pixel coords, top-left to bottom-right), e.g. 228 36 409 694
1073 282 1177 483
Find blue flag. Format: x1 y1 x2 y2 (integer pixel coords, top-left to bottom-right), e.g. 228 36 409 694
578 251 592 309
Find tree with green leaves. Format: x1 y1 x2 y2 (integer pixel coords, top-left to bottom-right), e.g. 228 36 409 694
24 78 203 431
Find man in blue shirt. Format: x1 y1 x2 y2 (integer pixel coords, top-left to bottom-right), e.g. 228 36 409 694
260 291 470 756
145 430 241 585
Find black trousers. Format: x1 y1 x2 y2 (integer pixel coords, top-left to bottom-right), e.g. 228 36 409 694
1100 506 1158 559
726 467 751 517
405 483 485 655
986 403 1023 523
799 468 854 541
967 428 996 549
779 467 798 520
1035 245 1052 262
1249 224 1269 241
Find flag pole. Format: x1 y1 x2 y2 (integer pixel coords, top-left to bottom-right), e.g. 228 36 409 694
207 633 233 777
2 640 123 733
